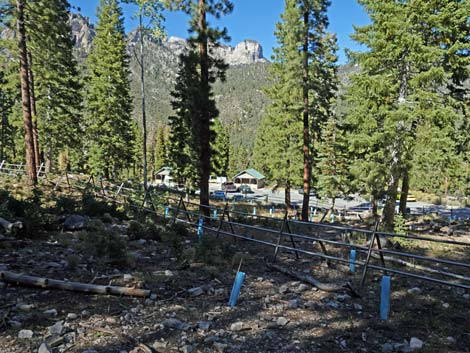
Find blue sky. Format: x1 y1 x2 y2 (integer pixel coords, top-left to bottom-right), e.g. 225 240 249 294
69 0 369 64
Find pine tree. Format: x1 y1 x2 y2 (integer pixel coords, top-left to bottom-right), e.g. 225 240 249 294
0 33 20 162
253 0 337 210
167 50 199 187
26 0 82 172
166 0 232 211
348 0 470 229
15 0 37 184
84 0 135 179
317 113 349 210
211 118 229 176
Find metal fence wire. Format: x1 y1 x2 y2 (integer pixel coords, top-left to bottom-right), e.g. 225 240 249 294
1 166 469 291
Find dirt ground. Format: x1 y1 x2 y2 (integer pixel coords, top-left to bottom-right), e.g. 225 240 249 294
1 215 469 353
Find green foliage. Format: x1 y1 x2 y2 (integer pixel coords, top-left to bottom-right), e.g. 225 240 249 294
254 0 337 206
82 219 130 266
346 0 470 225
317 114 350 206
127 219 144 240
26 0 83 170
84 0 135 178
194 234 235 266
81 192 117 217
160 222 187 259
55 195 79 214
211 118 230 176
153 125 168 173
167 0 233 204
167 52 199 187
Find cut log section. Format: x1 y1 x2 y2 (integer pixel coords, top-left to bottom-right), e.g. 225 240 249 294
0 217 23 234
266 262 360 297
0 271 151 298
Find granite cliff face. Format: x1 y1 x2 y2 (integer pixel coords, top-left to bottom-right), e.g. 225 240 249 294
70 13 95 60
71 14 267 66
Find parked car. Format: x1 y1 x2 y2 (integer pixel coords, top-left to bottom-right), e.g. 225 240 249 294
211 190 226 200
222 181 238 193
238 185 253 194
233 194 245 201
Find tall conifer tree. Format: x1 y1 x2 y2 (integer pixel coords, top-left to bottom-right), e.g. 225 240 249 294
26 0 82 172
84 0 135 178
348 0 470 229
253 0 337 211
166 0 232 211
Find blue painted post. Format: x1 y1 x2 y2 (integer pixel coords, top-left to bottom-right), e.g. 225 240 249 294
197 218 203 238
269 207 273 216
213 209 217 220
253 207 256 216
165 206 170 218
330 213 335 223
349 249 356 273
228 271 246 307
380 275 391 320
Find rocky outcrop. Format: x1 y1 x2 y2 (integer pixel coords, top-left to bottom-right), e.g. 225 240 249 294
70 13 95 60
218 40 268 65
69 13 267 66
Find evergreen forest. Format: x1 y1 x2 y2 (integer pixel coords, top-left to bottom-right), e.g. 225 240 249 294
1 0 469 230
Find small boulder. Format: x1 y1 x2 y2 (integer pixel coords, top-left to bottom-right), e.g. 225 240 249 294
409 337 424 350
18 329 34 339
38 343 52 353
43 308 58 317
48 321 64 336
162 318 189 330
230 322 245 332
64 215 86 231
67 313 78 320
407 287 422 295
382 343 393 353
276 317 289 327
188 287 203 297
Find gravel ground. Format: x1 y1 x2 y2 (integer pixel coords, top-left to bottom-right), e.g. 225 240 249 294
1 220 469 353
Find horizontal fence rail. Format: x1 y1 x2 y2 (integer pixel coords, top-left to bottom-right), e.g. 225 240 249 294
1 163 469 291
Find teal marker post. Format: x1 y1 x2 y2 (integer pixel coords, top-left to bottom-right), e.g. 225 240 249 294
380 275 391 320
349 249 356 273
269 207 274 215
228 271 246 307
212 209 217 220
197 218 203 238
253 207 256 216
165 206 170 218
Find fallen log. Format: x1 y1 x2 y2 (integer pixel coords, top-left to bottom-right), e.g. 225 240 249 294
266 262 360 297
0 217 23 234
0 271 151 298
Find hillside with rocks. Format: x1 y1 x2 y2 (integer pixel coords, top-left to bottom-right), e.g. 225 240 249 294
70 13 270 148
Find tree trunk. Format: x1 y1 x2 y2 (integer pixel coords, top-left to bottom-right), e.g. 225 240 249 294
301 8 311 222
370 195 378 220
139 13 148 191
285 179 291 209
399 168 409 215
197 0 210 216
16 0 37 185
382 170 400 231
27 50 40 167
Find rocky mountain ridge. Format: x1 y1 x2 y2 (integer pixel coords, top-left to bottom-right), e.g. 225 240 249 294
71 13 268 66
